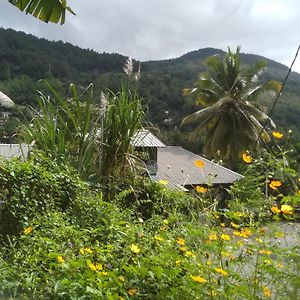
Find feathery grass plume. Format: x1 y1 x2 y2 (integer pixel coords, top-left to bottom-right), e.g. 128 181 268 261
134 63 141 82
123 57 133 77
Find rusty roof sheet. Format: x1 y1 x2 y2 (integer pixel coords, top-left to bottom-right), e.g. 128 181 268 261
131 130 166 148
150 146 243 188
0 144 31 159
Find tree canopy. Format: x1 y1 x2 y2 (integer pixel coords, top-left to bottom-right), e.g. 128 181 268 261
182 47 282 167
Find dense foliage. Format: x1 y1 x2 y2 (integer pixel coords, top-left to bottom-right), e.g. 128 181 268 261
1 28 300 143
0 149 299 299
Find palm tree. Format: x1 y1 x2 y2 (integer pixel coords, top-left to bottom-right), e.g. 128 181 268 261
181 47 281 168
9 0 75 24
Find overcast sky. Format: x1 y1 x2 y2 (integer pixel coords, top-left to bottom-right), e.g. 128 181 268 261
0 0 299 72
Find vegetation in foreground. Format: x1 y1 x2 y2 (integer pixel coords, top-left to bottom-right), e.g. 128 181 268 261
0 150 299 299
0 51 299 299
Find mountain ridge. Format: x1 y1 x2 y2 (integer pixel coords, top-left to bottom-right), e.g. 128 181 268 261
0 27 300 140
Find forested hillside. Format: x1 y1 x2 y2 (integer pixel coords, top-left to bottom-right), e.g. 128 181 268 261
1 27 300 143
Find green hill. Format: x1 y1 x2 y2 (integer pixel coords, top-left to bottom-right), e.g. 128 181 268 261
1 27 300 140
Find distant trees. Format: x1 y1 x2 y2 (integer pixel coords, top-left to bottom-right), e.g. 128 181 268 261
9 0 74 24
181 47 281 168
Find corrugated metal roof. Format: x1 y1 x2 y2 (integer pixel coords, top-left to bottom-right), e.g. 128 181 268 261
150 146 243 189
0 144 31 159
131 130 166 148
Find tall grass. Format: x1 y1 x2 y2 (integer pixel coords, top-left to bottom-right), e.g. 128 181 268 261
24 81 99 180
23 80 144 189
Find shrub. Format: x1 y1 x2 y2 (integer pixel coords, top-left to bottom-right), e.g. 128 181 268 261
0 152 85 238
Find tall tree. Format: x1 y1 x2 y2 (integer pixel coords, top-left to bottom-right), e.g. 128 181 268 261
9 0 74 24
181 47 281 168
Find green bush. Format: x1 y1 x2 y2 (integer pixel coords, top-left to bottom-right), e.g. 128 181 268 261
0 152 85 238
116 176 201 220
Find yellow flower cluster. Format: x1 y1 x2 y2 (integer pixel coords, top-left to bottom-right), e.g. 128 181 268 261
80 247 93 255
271 204 293 215
258 249 272 255
87 262 103 271
233 227 252 238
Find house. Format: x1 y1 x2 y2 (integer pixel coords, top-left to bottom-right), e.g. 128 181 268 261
131 130 243 191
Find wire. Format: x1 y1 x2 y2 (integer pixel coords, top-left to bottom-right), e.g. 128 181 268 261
257 45 300 143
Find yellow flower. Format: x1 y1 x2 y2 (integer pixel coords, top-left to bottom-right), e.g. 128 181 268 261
127 289 137 296
118 275 125 282
208 232 218 241
269 180 282 190
176 238 185 246
233 230 242 237
163 219 169 224
130 244 141 254
190 275 207 283
234 211 246 218
80 247 93 255
220 223 226 227
56 256 64 263
230 222 239 229
259 249 272 255
242 152 253 163
95 263 103 271
23 226 33 235
271 206 280 214
176 260 182 265
100 271 108 275
185 251 195 257
240 228 252 238
179 246 187 252
281 204 293 215
154 235 164 242
215 267 228 276
195 185 208 193
272 131 283 139
194 159 205 168
159 179 168 185
220 234 231 241
263 286 272 297
87 262 97 271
